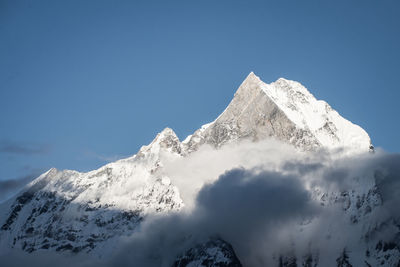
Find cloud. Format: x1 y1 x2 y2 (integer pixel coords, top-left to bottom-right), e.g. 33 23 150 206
193 167 321 266
0 140 50 155
0 251 100 267
162 139 302 209
196 168 318 237
0 171 42 202
1 141 400 266
82 150 130 163
107 145 400 267
103 166 320 267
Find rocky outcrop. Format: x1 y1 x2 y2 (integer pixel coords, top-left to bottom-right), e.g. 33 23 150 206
173 238 242 267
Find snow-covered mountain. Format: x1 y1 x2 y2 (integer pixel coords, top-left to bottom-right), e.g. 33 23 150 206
0 127 184 255
1 72 398 267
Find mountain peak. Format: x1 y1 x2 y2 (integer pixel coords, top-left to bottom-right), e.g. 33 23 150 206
183 73 371 153
139 127 182 156
274 77 293 85
159 127 177 138
243 71 261 83
246 71 257 79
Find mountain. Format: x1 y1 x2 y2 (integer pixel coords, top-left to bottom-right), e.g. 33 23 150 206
1 72 398 267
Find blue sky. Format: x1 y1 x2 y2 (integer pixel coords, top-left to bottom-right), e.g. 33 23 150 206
1 0 399 198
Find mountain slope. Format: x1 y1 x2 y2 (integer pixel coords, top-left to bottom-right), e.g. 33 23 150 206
0 128 184 255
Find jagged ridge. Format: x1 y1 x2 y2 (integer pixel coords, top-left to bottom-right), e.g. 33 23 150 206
183 72 371 153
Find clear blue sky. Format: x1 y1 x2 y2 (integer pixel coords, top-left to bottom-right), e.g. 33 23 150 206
1 0 400 189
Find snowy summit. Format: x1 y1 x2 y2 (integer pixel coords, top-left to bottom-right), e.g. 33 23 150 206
183 72 372 153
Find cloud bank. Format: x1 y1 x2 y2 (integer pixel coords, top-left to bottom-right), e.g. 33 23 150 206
2 141 400 267
0 172 42 202
0 140 50 155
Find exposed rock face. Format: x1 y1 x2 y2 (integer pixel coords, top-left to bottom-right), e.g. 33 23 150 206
183 73 319 153
172 238 242 267
183 72 371 154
